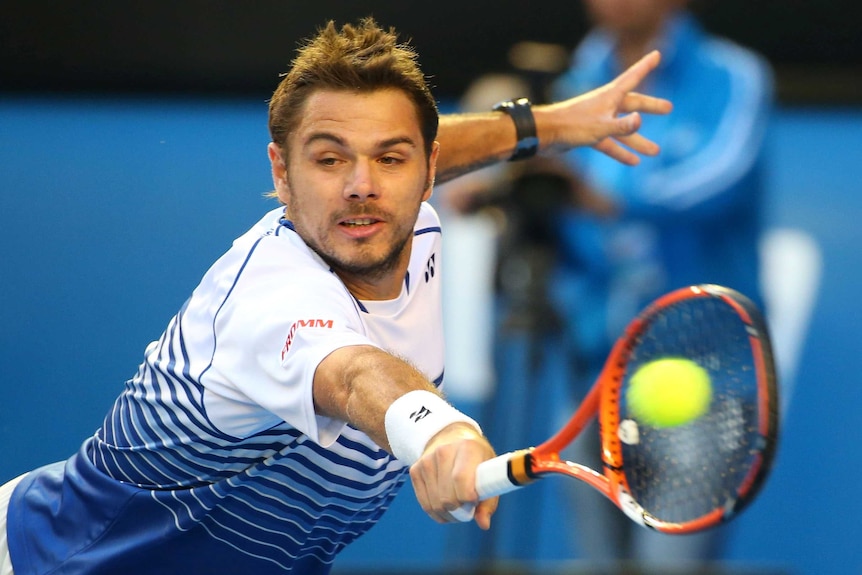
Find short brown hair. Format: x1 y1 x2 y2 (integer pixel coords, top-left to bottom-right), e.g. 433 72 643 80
268 18 439 158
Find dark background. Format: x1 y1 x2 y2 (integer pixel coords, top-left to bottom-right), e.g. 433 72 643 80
3 0 862 104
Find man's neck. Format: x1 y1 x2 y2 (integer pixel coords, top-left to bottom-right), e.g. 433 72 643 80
338 270 406 301
335 244 413 302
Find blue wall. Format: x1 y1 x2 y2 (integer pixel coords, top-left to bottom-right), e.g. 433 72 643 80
1 97 860 575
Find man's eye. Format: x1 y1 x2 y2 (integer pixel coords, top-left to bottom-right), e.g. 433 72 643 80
379 156 403 165
318 157 339 166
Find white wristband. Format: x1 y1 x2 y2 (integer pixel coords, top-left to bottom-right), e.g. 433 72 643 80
384 390 482 466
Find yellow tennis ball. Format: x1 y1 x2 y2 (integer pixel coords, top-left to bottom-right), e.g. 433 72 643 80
626 358 712 427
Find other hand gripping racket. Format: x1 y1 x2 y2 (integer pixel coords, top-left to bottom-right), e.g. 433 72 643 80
454 284 779 533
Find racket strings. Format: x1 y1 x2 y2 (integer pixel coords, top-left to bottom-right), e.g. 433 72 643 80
618 297 764 525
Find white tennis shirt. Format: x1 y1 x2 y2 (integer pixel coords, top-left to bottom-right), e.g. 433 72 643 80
9 204 445 574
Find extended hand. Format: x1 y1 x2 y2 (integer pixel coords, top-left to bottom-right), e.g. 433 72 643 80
535 50 672 165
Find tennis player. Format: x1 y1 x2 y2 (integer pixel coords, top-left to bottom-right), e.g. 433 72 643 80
0 18 670 575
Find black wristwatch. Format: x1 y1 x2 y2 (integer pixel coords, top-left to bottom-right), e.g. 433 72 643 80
492 97 539 161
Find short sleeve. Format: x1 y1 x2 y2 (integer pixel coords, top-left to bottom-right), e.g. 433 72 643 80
200 235 376 446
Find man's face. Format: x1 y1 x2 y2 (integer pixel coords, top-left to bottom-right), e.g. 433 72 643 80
268 88 438 298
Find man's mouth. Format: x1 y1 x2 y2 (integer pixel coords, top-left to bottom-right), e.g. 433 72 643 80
341 218 378 227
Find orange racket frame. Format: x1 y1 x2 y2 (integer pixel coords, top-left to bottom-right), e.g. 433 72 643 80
455 284 779 534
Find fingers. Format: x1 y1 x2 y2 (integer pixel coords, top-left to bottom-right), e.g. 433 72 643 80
593 133 662 166
593 139 641 166
620 92 673 115
589 107 663 165
592 53 667 164
531 49 670 158
409 432 495 527
409 445 474 523
613 50 662 93
473 498 498 531
617 131 661 157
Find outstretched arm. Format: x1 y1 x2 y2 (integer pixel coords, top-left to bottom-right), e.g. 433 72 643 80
435 51 672 184
313 344 498 529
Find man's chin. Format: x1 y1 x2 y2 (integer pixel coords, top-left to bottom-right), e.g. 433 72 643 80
335 260 397 281
312 234 410 281
320 251 400 279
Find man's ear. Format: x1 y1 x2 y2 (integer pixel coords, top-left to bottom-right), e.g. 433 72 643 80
268 142 290 204
423 141 440 202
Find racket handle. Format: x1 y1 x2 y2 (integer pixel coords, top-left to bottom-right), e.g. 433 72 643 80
451 450 531 522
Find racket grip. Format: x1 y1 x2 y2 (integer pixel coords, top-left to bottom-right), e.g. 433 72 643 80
451 451 530 522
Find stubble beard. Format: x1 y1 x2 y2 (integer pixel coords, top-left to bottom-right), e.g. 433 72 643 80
312 229 411 283
289 201 413 283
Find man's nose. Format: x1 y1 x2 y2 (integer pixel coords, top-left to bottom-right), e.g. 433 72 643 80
344 160 377 201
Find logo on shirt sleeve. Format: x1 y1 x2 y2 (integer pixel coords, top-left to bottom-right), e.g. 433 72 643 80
424 253 436 282
281 318 334 360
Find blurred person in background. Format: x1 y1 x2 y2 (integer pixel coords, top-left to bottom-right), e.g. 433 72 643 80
442 0 773 568
549 0 774 568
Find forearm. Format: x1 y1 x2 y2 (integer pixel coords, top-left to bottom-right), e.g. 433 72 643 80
435 51 672 184
313 345 437 452
435 112 518 184
435 105 559 184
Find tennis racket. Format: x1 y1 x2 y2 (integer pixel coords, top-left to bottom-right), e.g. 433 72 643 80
454 284 779 533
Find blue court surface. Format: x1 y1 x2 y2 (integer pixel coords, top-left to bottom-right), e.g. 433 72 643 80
1 97 860 575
